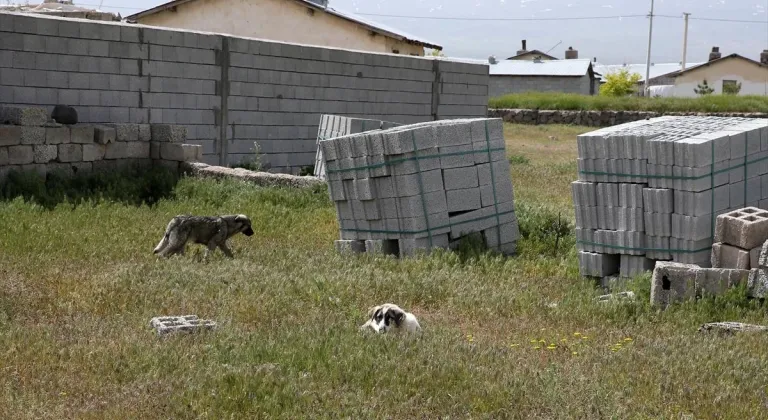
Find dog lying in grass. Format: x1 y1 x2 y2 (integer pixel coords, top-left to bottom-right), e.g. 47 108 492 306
153 214 254 260
360 303 421 334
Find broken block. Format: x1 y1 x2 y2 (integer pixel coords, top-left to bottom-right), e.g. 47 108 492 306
650 262 700 308
149 315 217 336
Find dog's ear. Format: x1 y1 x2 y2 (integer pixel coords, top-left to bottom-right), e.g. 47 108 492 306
235 214 249 223
366 305 378 319
392 310 405 326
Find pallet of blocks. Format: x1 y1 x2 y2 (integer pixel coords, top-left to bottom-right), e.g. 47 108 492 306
573 116 768 279
320 118 520 258
313 114 401 180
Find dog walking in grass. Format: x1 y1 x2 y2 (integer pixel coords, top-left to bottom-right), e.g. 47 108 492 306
153 214 254 260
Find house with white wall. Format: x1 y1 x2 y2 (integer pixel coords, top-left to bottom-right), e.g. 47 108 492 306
665 50 768 97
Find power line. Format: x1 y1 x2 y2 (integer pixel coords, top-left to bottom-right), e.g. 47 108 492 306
353 13 648 21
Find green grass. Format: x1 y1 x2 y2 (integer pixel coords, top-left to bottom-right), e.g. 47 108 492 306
2 125 768 418
489 92 768 113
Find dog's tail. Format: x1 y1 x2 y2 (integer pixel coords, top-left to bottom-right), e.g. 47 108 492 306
153 217 180 255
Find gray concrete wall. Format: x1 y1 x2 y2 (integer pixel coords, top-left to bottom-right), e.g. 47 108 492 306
0 12 489 174
489 75 592 97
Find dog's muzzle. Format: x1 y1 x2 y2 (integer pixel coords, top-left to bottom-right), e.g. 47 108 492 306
243 227 255 236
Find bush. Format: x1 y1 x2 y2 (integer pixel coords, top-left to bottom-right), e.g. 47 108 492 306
0 164 179 209
599 69 642 97
516 201 574 257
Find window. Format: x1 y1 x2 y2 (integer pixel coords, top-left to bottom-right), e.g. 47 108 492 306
722 80 741 95
392 49 400 54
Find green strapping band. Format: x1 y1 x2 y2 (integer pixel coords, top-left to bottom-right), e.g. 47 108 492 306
327 147 506 174
576 240 711 254
578 152 768 180
484 120 503 247
410 131 433 247
342 210 516 235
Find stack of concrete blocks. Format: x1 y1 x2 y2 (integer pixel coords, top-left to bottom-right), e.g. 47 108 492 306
574 116 768 279
323 118 519 258
0 105 201 179
313 114 401 180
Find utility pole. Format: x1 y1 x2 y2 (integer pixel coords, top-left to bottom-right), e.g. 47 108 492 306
682 12 690 71
644 0 655 96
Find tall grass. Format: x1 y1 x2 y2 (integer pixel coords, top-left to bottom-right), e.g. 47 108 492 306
489 92 768 113
1 127 768 418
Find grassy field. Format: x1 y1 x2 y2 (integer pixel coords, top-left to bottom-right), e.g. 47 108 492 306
489 92 768 113
2 124 768 418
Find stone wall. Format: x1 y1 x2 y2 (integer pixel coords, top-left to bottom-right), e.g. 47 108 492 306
0 105 200 180
488 108 768 127
0 12 490 174
489 75 593 97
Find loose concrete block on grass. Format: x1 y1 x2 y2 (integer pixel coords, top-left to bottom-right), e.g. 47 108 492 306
650 262 700 307
335 240 366 254
711 242 750 269
150 315 217 336
714 207 768 250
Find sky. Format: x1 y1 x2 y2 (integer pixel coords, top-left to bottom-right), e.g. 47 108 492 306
82 0 768 65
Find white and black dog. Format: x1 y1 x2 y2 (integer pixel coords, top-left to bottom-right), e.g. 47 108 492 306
360 303 422 334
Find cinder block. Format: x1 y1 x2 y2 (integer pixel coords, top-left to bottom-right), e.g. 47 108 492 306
443 166 479 190
446 187 481 213
105 123 140 142
33 144 57 163
354 178 374 200
105 142 149 160
711 242 750 270
620 255 655 278
45 126 70 144
578 251 620 277
644 212 671 236
747 268 768 298
0 147 7 166
138 124 151 142
398 234 450 257
159 143 185 161
327 181 345 202
364 239 399 256
8 145 34 165
0 106 48 126
150 124 187 143
438 144 474 169
397 191 447 217
596 183 619 207
0 126 21 146
618 183 644 208
375 177 395 198
571 181 597 207
643 188 673 213
750 245 762 269
616 207 644 231
480 181 515 208
57 144 82 162
19 127 45 145
674 186 730 216
759 239 768 267
82 144 106 162
70 125 95 144
390 149 440 175
394 169 444 197
94 125 116 145
696 268 749 297
150 142 160 159
671 213 713 241
650 262 699 308
483 220 521 247
714 207 768 249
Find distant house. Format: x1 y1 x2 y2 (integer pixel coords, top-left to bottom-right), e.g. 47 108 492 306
126 0 441 56
0 0 119 21
662 49 768 97
506 40 558 61
593 61 704 88
489 55 599 97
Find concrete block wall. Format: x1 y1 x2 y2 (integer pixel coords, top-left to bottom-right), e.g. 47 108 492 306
488 75 592 97
0 12 490 174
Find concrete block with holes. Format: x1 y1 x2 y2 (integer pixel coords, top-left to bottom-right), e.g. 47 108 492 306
150 315 217 336
714 207 768 250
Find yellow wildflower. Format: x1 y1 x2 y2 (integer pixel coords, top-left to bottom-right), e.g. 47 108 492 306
624 337 633 342
573 332 582 337
534 346 541 350
572 351 578 355
547 345 557 350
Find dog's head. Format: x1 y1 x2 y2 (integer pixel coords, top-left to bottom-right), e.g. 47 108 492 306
234 214 255 236
361 303 407 333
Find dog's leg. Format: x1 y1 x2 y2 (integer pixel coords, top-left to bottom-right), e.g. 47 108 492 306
203 241 219 262
218 241 235 258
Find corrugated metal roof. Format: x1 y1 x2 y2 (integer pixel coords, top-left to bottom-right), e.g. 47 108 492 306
489 59 593 77
593 62 705 82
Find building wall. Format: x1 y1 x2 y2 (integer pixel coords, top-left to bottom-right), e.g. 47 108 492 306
138 0 425 56
673 58 768 97
0 12 488 173
489 75 593 97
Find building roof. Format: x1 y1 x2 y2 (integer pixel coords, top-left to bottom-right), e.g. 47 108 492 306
0 1 119 20
489 58 595 77
506 50 558 61
125 0 442 50
664 53 767 77
593 62 705 83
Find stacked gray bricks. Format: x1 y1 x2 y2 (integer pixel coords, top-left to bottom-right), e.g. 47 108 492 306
0 12 489 173
323 118 519 258
313 114 401 180
574 116 768 278
0 105 201 178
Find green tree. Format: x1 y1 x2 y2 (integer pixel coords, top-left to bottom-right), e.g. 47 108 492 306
599 69 642 97
723 81 742 95
428 49 445 57
694 79 715 96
